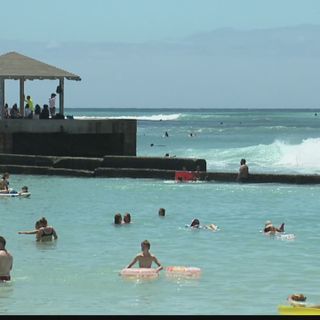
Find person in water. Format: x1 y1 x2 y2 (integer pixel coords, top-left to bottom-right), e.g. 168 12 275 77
190 218 200 228
18 217 58 242
114 213 123 225
0 172 10 193
123 212 131 224
0 236 13 282
263 221 285 234
18 186 29 195
126 240 163 272
158 208 166 217
188 218 218 231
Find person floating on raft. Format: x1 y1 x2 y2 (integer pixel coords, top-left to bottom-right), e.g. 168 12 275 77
263 220 285 235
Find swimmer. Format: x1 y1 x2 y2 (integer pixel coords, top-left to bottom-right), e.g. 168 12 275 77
126 240 163 273
158 208 165 217
123 212 131 224
18 186 29 195
287 294 320 308
190 218 200 228
187 219 218 231
263 220 285 235
18 217 58 242
114 213 122 225
288 294 307 306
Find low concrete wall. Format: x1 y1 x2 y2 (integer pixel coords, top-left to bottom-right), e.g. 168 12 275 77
95 168 175 179
205 172 320 184
101 156 206 171
0 153 319 184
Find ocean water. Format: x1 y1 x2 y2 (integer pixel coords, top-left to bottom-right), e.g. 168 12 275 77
1 108 320 315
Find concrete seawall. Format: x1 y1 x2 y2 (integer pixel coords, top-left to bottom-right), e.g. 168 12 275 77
0 119 137 157
0 153 319 184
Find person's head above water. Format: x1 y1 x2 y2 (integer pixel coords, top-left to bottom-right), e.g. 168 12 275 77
141 240 151 250
114 213 122 225
190 218 200 228
123 212 131 223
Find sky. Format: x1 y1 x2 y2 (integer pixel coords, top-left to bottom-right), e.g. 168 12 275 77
1 0 320 108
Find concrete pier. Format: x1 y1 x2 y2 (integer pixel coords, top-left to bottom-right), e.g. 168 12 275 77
0 119 137 157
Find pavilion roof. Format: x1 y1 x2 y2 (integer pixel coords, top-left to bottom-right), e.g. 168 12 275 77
0 51 81 81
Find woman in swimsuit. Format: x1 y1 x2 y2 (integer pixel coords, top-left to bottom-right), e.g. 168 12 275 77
18 217 58 242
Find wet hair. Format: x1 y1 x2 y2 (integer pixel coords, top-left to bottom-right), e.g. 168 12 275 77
290 294 307 302
191 218 200 227
39 217 48 227
35 220 41 229
240 159 246 165
158 208 165 216
114 213 122 224
0 236 6 247
123 213 131 223
2 172 9 179
141 240 150 249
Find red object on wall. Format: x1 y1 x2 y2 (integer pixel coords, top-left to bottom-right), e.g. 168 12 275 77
175 171 195 182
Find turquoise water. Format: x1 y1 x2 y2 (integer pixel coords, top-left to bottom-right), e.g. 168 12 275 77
1 108 320 315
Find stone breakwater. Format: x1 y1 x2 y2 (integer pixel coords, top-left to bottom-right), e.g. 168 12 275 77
0 153 319 184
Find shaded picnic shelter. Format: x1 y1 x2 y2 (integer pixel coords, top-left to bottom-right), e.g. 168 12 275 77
0 51 81 116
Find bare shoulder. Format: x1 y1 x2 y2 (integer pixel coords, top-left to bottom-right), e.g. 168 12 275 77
0 250 11 257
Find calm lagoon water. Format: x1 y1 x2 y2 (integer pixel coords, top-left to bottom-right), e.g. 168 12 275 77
1 108 320 315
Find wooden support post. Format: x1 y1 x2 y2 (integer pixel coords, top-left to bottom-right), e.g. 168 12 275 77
19 78 25 116
0 78 4 119
59 78 64 116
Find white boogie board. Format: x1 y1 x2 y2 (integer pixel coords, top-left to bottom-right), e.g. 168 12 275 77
0 192 31 198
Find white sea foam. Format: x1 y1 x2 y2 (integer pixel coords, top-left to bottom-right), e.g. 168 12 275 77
194 138 320 174
74 113 182 121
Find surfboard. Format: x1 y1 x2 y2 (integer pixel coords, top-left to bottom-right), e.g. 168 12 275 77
0 192 31 198
278 305 320 315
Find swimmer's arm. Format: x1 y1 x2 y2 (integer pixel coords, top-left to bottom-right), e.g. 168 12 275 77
126 255 139 268
153 256 163 272
52 228 58 240
18 229 38 235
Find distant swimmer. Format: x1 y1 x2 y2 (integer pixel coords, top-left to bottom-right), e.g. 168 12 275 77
158 208 165 217
263 220 285 235
190 218 200 228
164 131 169 137
150 143 166 147
114 213 123 225
123 212 131 224
237 158 249 182
186 218 218 231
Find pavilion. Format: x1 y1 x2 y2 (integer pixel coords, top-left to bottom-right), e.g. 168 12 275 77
0 51 81 116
